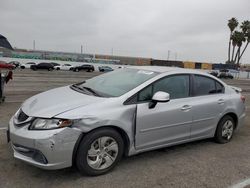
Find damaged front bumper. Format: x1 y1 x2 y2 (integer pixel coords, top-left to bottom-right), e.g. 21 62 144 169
8 116 82 170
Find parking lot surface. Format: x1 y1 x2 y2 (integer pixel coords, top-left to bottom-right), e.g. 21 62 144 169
0 69 250 188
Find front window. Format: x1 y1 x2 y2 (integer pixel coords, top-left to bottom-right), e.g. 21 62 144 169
138 74 190 101
75 68 158 97
153 75 190 99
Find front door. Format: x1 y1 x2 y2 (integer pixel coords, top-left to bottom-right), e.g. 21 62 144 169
135 74 192 150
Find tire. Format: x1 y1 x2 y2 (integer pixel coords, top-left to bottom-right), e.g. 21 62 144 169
75 68 79 72
214 115 235 144
56 67 60 70
31 67 37 71
76 128 124 176
21 66 25 69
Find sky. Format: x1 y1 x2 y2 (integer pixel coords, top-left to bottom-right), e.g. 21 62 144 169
0 0 249 63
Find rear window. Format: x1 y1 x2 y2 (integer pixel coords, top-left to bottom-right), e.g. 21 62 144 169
194 75 224 96
216 82 224 93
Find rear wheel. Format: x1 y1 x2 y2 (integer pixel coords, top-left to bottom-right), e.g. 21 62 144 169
76 128 124 176
215 115 235 144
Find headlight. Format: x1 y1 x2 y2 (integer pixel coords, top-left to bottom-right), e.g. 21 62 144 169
30 118 73 130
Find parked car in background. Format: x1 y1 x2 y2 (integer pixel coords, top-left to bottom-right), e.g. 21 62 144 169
30 62 54 71
71 64 94 72
8 67 245 176
8 61 20 68
54 64 73 70
209 70 219 77
218 72 234 79
0 61 15 69
98 66 113 72
218 69 234 79
50 62 60 67
20 62 36 69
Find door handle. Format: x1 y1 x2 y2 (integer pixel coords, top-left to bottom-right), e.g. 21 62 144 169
218 99 225 104
181 105 192 111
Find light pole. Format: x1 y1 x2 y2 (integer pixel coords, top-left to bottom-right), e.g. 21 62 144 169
167 50 171 60
33 40 36 50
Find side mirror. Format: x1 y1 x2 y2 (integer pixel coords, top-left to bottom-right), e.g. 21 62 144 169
149 91 170 109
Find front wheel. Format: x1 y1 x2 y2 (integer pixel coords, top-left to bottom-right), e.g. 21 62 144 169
76 128 124 176
215 115 235 144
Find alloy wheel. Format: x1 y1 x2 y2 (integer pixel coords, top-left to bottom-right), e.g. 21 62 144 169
87 136 118 170
222 120 234 140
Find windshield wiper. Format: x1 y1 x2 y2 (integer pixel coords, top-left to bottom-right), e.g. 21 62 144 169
71 84 87 92
82 86 101 97
71 84 101 97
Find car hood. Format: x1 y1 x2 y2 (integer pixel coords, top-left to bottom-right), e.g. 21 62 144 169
21 86 107 118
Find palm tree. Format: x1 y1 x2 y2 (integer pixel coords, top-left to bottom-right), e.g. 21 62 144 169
239 29 250 60
232 31 246 66
227 18 238 62
238 21 250 61
240 20 250 34
230 32 237 63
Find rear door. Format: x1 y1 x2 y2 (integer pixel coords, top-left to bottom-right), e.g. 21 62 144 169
135 74 193 150
190 75 226 139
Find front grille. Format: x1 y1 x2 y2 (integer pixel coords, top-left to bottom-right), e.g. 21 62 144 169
17 110 29 122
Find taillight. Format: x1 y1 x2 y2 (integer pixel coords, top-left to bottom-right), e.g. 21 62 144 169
241 95 246 103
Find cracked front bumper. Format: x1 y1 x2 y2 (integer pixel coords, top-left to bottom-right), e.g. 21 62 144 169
8 117 82 170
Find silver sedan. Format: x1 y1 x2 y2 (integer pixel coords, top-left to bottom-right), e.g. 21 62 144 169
8 66 246 176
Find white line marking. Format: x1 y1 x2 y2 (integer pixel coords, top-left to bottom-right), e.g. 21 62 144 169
0 127 7 130
229 178 250 188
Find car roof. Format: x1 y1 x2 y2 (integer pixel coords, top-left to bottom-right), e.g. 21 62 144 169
128 66 210 75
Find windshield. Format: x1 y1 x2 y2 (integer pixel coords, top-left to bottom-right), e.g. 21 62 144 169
76 68 158 97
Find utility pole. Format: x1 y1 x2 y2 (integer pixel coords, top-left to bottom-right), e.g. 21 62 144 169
81 45 83 54
167 50 171 60
33 40 36 50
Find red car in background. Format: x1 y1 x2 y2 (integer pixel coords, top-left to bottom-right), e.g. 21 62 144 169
0 61 15 70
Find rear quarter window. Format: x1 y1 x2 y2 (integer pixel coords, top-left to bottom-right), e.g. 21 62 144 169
194 75 224 96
